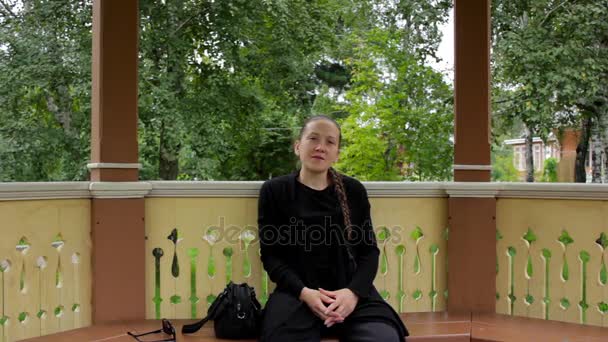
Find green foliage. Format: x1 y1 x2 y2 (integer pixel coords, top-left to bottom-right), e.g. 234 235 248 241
1 0 453 181
492 1 608 180
540 157 558 182
492 147 520 182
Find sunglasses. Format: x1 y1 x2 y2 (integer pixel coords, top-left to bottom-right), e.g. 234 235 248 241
127 318 176 342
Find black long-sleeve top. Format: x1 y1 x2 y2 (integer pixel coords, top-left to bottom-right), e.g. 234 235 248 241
257 169 380 299
257 169 409 338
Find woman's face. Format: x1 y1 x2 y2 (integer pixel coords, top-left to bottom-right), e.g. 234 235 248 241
294 119 340 173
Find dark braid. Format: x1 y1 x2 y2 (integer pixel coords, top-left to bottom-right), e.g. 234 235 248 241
329 167 352 240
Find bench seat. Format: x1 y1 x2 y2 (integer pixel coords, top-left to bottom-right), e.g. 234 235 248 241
22 312 608 341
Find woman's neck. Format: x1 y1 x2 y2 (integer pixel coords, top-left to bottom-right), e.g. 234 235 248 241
298 167 331 190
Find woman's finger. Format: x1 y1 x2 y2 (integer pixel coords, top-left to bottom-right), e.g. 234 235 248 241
320 294 335 304
324 301 340 315
319 288 337 297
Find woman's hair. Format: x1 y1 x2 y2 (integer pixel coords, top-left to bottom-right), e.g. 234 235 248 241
298 115 352 240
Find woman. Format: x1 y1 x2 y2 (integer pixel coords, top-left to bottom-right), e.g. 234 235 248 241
257 115 409 341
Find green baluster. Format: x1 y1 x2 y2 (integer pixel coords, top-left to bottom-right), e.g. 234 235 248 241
72 253 81 316
204 228 220 307
444 227 449 302
541 249 551 320
36 257 48 321
240 229 256 279
0 260 11 334
522 228 536 308
496 230 503 301
377 227 390 300
16 237 30 293
168 229 182 305
429 244 439 312
411 226 424 275
395 245 406 312
187 248 200 319
557 230 573 311
579 251 590 324
152 248 164 319
596 233 607 286
259 248 269 306
51 234 65 289
507 247 516 315
223 247 234 284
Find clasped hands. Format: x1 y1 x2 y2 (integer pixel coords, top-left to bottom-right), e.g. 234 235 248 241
299 287 359 327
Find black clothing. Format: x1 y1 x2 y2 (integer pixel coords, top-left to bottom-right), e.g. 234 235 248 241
265 299 401 342
258 170 409 341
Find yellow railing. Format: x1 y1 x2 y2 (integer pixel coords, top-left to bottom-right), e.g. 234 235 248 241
0 199 92 341
144 196 449 319
496 198 608 327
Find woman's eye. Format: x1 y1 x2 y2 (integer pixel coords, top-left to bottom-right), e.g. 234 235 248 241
309 137 317 140
328 141 335 145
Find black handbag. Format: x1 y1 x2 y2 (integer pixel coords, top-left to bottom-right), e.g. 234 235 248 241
182 282 263 339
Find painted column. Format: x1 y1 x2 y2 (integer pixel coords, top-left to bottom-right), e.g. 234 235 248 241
90 0 145 323
448 0 496 313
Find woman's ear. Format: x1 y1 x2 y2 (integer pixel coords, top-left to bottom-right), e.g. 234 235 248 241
294 140 300 156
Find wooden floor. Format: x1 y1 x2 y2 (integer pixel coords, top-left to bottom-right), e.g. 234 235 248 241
21 312 608 342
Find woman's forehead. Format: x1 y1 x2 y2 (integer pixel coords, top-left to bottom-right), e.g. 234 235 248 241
304 120 340 138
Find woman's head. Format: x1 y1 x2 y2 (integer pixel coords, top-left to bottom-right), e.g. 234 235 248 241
294 115 341 173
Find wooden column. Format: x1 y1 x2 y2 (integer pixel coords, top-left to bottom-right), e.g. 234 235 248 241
90 0 145 322
448 0 496 313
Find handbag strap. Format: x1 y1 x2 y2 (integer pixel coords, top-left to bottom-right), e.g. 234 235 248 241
181 290 228 334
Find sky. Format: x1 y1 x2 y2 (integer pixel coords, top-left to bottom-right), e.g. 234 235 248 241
430 8 454 82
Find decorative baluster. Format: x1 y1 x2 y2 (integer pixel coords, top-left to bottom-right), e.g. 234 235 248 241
223 247 233 285
496 230 503 301
522 228 537 315
0 259 11 342
187 248 200 319
167 229 182 307
71 253 81 328
507 246 516 315
557 230 573 313
51 234 65 330
240 229 256 279
395 245 406 312
596 233 607 286
16 237 30 334
152 248 164 319
541 249 551 320
203 228 220 307
377 227 390 300
35 256 48 336
429 244 439 312
258 248 268 306
578 251 590 324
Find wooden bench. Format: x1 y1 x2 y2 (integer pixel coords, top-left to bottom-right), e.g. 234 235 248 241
22 312 470 342
22 312 608 341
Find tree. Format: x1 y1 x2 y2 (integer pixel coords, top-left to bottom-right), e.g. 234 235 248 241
492 0 608 182
0 0 92 181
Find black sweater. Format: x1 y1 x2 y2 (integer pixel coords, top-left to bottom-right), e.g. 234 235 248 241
257 169 380 299
257 169 409 338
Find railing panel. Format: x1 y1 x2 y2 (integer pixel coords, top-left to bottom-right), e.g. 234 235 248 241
0 199 91 341
496 198 608 327
144 197 448 319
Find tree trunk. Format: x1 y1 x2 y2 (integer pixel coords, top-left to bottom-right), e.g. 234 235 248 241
591 112 607 183
158 120 179 180
575 116 593 183
524 126 534 182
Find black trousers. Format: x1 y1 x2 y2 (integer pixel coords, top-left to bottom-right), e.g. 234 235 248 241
261 301 404 342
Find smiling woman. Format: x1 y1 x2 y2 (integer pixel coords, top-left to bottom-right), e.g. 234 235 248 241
257 115 409 342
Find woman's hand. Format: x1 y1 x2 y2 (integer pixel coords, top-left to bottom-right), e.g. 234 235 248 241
319 288 359 327
299 287 345 323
